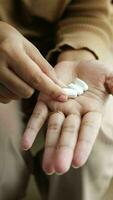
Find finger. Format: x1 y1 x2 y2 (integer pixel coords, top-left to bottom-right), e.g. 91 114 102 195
0 66 34 98
24 41 65 87
0 95 11 104
42 112 65 174
0 84 20 99
54 114 81 174
45 99 81 116
22 101 48 150
72 111 102 168
9 52 67 101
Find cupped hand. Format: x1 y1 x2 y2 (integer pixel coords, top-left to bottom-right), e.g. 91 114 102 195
0 21 67 103
22 60 113 174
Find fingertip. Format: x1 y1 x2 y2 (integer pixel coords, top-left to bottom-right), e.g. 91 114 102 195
54 149 72 174
72 151 87 168
23 88 35 99
55 94 68 102
72 158 85 168
43 164 55 176
55 163 69 174
21 136 32 151
42 148 55 175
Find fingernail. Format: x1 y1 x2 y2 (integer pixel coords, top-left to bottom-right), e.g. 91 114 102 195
45 172 55 175
55 172 64 175
22 147 28 151
21 141 31 151
72 165 79 169
21 145 29 151
56 94 68 102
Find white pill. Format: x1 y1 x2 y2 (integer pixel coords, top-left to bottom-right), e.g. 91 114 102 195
62 87 77 98
68 83 84 95
74 78 88 91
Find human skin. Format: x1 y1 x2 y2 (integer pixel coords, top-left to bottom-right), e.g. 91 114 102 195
22 49 113 175
0 21 67 103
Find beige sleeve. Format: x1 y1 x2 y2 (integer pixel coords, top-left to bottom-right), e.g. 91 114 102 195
48 0 113 61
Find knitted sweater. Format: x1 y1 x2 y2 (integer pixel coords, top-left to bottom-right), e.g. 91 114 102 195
0 0 113 60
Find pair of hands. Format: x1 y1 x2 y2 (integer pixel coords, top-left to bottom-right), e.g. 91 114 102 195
0 21 67 103
22 59 113 175
1 21 113 175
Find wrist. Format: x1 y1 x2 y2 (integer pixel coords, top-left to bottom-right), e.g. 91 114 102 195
57 49 96 63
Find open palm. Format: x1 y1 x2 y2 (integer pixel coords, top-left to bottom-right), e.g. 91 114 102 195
22 60 113 174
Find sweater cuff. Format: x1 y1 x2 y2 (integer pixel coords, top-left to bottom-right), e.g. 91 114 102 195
47 25 112 63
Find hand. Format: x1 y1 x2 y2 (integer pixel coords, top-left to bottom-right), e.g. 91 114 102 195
0 21 67 103
22 60 113 174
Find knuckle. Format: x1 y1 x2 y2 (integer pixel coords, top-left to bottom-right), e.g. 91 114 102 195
1 40 23 62
47 66 54 74
48 123 60 131
32 112 41 119
58 144 73 151
82 120 94 127
78 138 92 148
1 40 12 54
32 112 45 121
48 87 60 97
1 40 19 57
49 90 55 97
30 72 41 88
63 125 75 134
